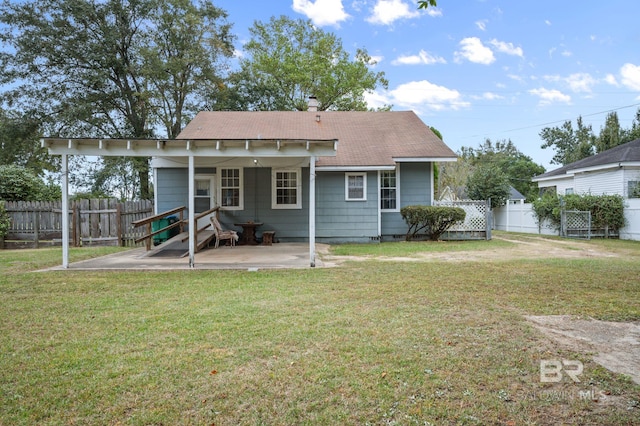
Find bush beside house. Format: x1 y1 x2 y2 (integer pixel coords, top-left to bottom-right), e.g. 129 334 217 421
401 205 466 241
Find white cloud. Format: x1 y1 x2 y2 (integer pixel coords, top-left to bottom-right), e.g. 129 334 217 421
366 0 419 25
423 7 442 17
454 37 495 65
489 39 523 57
529 88 571 105
620 63 640 91
292 0 350 27
473 92 504 101
545 19 552 26
392 50 446 65
389 80 470 111
475 20 488 31
605 73 619 86
368 55 384 66
565 73 596 93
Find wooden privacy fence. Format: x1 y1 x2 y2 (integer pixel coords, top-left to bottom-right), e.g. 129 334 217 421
3 199 153 249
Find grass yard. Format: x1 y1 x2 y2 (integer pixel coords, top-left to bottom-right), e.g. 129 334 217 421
1 236 640 425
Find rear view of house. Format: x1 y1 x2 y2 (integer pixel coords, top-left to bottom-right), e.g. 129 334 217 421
153 108 457 244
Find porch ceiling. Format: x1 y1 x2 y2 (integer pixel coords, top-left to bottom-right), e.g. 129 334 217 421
41 137 338 158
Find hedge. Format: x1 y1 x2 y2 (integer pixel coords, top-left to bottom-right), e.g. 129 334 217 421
400 205 466 241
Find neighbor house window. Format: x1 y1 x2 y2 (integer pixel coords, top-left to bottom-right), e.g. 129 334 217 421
194 175 215 213
219 168 243 209
346 173 366 201
629 181 640 198
380 170 397 210
272 168 302 209
565 188 574 195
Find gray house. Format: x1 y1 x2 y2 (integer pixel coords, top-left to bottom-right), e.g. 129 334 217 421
42 107 456 267
154 109 457 245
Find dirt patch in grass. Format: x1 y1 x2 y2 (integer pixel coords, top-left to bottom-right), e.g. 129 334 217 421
323 234 623 265
526 315 640 385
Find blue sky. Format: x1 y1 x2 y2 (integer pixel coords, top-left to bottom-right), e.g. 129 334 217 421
215 0 640 170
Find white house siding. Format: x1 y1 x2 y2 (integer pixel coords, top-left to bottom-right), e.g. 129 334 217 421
574 168 624 195
537 176 574 195
623 167 640 197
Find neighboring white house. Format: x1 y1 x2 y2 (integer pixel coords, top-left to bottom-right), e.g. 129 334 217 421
531 138 640 240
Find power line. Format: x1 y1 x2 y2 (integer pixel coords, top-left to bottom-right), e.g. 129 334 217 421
465 102 640 139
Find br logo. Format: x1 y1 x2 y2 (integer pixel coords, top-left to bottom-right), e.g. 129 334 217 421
540 360 583 383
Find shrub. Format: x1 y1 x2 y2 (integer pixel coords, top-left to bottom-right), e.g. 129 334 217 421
0 201 10 243
532 192 625 234
401 205 466 241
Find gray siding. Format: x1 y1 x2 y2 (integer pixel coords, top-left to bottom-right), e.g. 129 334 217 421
316 171 379 243
155 163 432 243
381 162 432 238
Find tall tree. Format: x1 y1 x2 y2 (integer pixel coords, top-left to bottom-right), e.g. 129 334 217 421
596 111 622 153
0 108 56 175
539 117 595 166
459 139 545 201
227 16 387 112
466 163 511 208
0 0 234 199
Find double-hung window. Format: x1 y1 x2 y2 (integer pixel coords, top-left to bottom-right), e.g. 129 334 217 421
346 173 366 201
380 170 398 210
218 168 243 210
194 175 215 213
272 168 301 209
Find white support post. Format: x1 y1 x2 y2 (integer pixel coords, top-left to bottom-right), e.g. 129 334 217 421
188 154 196 268
61 154 69 268
309 156 316 267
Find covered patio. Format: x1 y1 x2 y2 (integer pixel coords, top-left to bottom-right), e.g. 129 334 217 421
44 242 333 271
41 136 338 269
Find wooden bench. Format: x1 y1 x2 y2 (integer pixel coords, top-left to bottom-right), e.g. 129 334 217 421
262 231 276 246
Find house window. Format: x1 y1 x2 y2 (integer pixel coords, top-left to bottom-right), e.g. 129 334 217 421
380 170 397 210
272 168 302 209
565 188 574 195
629 181 640 198
194 175 215 213
346 173 366 201
219 168 243 210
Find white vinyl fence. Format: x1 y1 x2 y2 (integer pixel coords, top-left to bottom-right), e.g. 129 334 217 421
493 199 640 241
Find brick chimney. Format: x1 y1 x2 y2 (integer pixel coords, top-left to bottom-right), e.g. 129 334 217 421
307 96 319 112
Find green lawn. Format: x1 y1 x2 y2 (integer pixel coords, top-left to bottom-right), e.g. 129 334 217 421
1 237 639 425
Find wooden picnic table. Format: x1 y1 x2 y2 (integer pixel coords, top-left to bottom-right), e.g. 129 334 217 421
234 222 263 245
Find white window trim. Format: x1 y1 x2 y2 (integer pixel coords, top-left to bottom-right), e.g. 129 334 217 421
379 168 400 212
345 172 367 201
194 174 216 213
271 168 302 209
217 167 244 211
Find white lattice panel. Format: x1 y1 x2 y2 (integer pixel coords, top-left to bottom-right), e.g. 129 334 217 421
435 200 487 232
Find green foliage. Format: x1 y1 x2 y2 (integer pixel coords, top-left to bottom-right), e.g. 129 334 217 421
466 163 511 208
417 0 438 9
0 165 60 201
531 190 562 229
400 205 466 241
0 0 234 199
540 110 640 166
0 108 56 176
457 139 545 202
0 201 10 240
227 16 388 112
532 192 626 233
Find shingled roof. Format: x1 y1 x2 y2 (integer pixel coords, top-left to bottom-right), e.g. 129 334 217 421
534 138 640 180
177 110 456 168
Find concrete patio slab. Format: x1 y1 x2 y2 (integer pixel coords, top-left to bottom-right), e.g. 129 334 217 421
45 243 331 271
